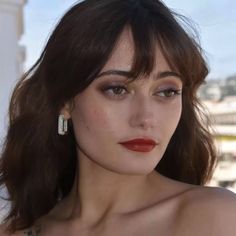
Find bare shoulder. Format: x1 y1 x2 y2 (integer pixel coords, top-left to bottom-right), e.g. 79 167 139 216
176 186 236 236
183 186 236 212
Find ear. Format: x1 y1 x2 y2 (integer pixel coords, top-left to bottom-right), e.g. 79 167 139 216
60 103 72 119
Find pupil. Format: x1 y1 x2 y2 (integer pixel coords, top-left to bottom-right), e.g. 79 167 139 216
115 87 123 94
165 90 174 97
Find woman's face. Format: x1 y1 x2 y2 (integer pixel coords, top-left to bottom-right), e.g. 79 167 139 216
69 29 182 175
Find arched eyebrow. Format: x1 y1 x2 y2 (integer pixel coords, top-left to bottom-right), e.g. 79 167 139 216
96 70 182 81
157 71 182 81
96 70 133 79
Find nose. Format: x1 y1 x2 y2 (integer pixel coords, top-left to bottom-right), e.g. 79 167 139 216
129 94 156 131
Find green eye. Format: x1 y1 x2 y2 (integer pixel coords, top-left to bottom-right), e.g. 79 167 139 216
110 86 127 95
157 89 182 98
101 85 128 98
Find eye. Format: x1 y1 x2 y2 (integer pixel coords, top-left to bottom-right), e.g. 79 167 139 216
156 88 182 98
100 85 129 98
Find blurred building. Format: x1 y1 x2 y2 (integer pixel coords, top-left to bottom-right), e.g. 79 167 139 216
0 0 26 142
198 75 236 101
199 76 236 192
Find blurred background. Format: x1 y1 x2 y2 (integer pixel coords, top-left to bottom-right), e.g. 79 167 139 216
0 0 236 219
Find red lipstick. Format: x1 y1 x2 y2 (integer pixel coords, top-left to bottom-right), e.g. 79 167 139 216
118 138 157 153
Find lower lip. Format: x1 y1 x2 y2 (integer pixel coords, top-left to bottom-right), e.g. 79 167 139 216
119 143 156 152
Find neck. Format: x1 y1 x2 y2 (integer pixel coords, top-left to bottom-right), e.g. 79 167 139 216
60 153 159 225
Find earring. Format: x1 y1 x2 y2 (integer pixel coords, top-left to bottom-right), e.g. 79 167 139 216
58 114 68 135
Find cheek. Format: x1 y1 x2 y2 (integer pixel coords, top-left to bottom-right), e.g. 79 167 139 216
71 104 114 137
166 102 182 123
90 108 109 127
158 100 182 134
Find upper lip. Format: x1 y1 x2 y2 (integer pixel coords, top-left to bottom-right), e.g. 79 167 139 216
118 138 157 145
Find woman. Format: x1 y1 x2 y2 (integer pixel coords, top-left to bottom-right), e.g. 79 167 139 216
0 0 236 235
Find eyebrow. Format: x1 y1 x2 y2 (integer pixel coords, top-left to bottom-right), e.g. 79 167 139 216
96 69 182 81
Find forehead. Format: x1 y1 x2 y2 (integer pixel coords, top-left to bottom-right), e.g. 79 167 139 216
101 28 171 73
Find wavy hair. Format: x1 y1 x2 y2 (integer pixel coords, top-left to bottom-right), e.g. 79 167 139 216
0 0 216 232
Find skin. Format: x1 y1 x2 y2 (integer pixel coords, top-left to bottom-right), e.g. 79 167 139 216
1 28 236 236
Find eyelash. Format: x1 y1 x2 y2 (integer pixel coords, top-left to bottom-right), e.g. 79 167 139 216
101 85 182 99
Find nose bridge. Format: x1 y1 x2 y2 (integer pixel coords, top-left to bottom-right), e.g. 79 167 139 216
129 91 155 130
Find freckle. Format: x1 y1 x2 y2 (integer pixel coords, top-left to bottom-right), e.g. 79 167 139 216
92 109 102 119
82 120 90 131
93 109 100 116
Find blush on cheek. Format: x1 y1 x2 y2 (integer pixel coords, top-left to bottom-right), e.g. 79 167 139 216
89 108 110 128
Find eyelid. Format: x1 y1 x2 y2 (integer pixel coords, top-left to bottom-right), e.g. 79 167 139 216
156 81 182 90
100 83 128 91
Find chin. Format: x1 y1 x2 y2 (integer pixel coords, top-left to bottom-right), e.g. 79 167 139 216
102 163 157 176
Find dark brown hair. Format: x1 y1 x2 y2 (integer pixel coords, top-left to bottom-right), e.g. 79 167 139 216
0 0 216 232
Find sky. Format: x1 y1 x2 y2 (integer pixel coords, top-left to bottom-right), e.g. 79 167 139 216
20 0 236 79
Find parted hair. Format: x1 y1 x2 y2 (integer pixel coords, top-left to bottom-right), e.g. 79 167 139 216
0 0 216 232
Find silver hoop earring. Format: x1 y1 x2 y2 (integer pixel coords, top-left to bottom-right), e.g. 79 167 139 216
58 114 68 135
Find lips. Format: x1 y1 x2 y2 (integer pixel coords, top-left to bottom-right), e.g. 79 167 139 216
118 138 157 153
